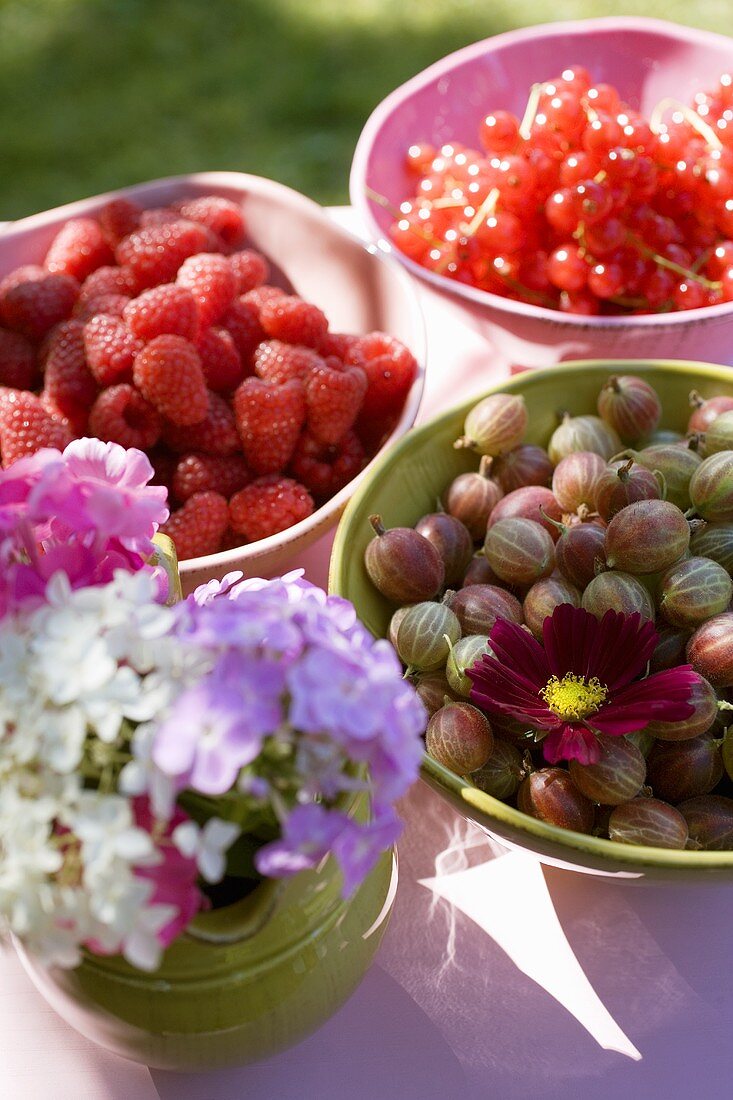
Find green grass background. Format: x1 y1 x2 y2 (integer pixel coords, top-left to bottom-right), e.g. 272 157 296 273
0 0 729 219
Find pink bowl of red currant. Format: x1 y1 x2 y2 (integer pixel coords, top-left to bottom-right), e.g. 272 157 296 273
350 17 733 370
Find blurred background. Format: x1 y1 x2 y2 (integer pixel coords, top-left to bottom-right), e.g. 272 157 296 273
0 0 727 219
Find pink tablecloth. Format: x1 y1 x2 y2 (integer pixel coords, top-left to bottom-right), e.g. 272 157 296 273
3 210 733 1100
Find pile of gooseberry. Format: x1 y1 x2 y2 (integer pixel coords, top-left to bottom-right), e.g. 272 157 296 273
364 374 733 851
385 67 733 314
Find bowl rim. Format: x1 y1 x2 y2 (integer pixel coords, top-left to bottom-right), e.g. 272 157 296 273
329 357 733 870
0 171 427 577
350 15 733 330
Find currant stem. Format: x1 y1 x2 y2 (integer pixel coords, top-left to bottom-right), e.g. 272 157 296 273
649 97 723 150
463 187 500 238
626 232 722 290
518 82 545 140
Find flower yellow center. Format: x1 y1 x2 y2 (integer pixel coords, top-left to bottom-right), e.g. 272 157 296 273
540 673 608 721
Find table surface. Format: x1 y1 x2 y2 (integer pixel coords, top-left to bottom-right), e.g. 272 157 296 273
2 209 733 1100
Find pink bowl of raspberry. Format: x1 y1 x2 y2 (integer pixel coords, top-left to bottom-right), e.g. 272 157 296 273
0 172 425 591
350 17 733 370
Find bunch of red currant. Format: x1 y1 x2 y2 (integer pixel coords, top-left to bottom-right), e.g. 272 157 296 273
386 67 733 314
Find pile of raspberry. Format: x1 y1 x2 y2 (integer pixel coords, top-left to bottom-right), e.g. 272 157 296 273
0 192 417 560
390 67 733 314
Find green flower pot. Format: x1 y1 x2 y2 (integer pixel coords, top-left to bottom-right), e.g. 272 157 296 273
16 799 397 1070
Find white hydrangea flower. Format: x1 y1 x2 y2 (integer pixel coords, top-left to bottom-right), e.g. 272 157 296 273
172 818 241 883
118 723 179 821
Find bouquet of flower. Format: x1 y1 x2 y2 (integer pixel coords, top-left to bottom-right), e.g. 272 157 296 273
0 439 425 972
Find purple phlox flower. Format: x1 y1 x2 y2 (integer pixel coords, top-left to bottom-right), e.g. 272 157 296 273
30 438 169 553
177 591 305 658
191 571 245 605
254 802 346 879
151 658 284 795
255 802 401 898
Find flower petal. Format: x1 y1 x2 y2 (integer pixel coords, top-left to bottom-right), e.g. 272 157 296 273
542 605 657 689
485 617 550 688
542 724 601 765
469 655 559 728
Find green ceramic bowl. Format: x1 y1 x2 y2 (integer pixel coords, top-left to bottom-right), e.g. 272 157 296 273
330 360 733 881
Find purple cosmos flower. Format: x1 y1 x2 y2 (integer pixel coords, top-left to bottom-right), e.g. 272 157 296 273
469 604 698 765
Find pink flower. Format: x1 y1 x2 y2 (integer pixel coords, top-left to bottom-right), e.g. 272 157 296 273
30 438 169 554
131 798 204 948
468 605 698 765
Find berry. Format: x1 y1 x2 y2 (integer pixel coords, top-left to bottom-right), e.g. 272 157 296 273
196 326 244 391
133 335 209 426
229 475 314 541
289 429 366 498
241 285 286 314
74 293 131 322
123 283 199 342
78 265 138 303
160 490 229 560
173 195 246 246
44 217 114 281
97 198 141 245
0 389 71 466
305 361 367 444
0 328 37 389
88 384 162 450
0 268 78 341
221 297 266 365
83 313 143 385
253 339 323 385
347 332 417 449
163 390 241 456
115 220 215 290
259 294 329 347
318 331 361 361
43 319 98 423
176 252 237 327
229 249 269 293
233 376 307 474
172 452 251 501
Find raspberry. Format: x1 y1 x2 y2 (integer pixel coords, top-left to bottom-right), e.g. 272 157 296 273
124 284 199 342
139 206 180 227
259 294 329 347
229 249 269 293
221 297 265 365
160 490 229 560
88 383 162 450
176 253 237 328
197 326 243 391
43 319 98 424
173 195 246 247
115 220 215 290
347 333 418 450
84 313 143 386
0 328 37 389
318 331 361 361
233 377 306 474
289 430 366 499
133 335 209 426
0 268 78 341
172 452 251 501
163 391 240 456
97 198 141 245
147 447 178 495
0 390 71 466
253 340 323 385
78 265 138 303
44 217 114 282
74 293 131 323
241 285 286 314
305 362 367 444
229 475 313 541
40 390 80 435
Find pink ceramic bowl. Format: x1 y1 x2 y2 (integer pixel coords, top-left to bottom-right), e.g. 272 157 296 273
0 172 425 594
351 17 733 370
